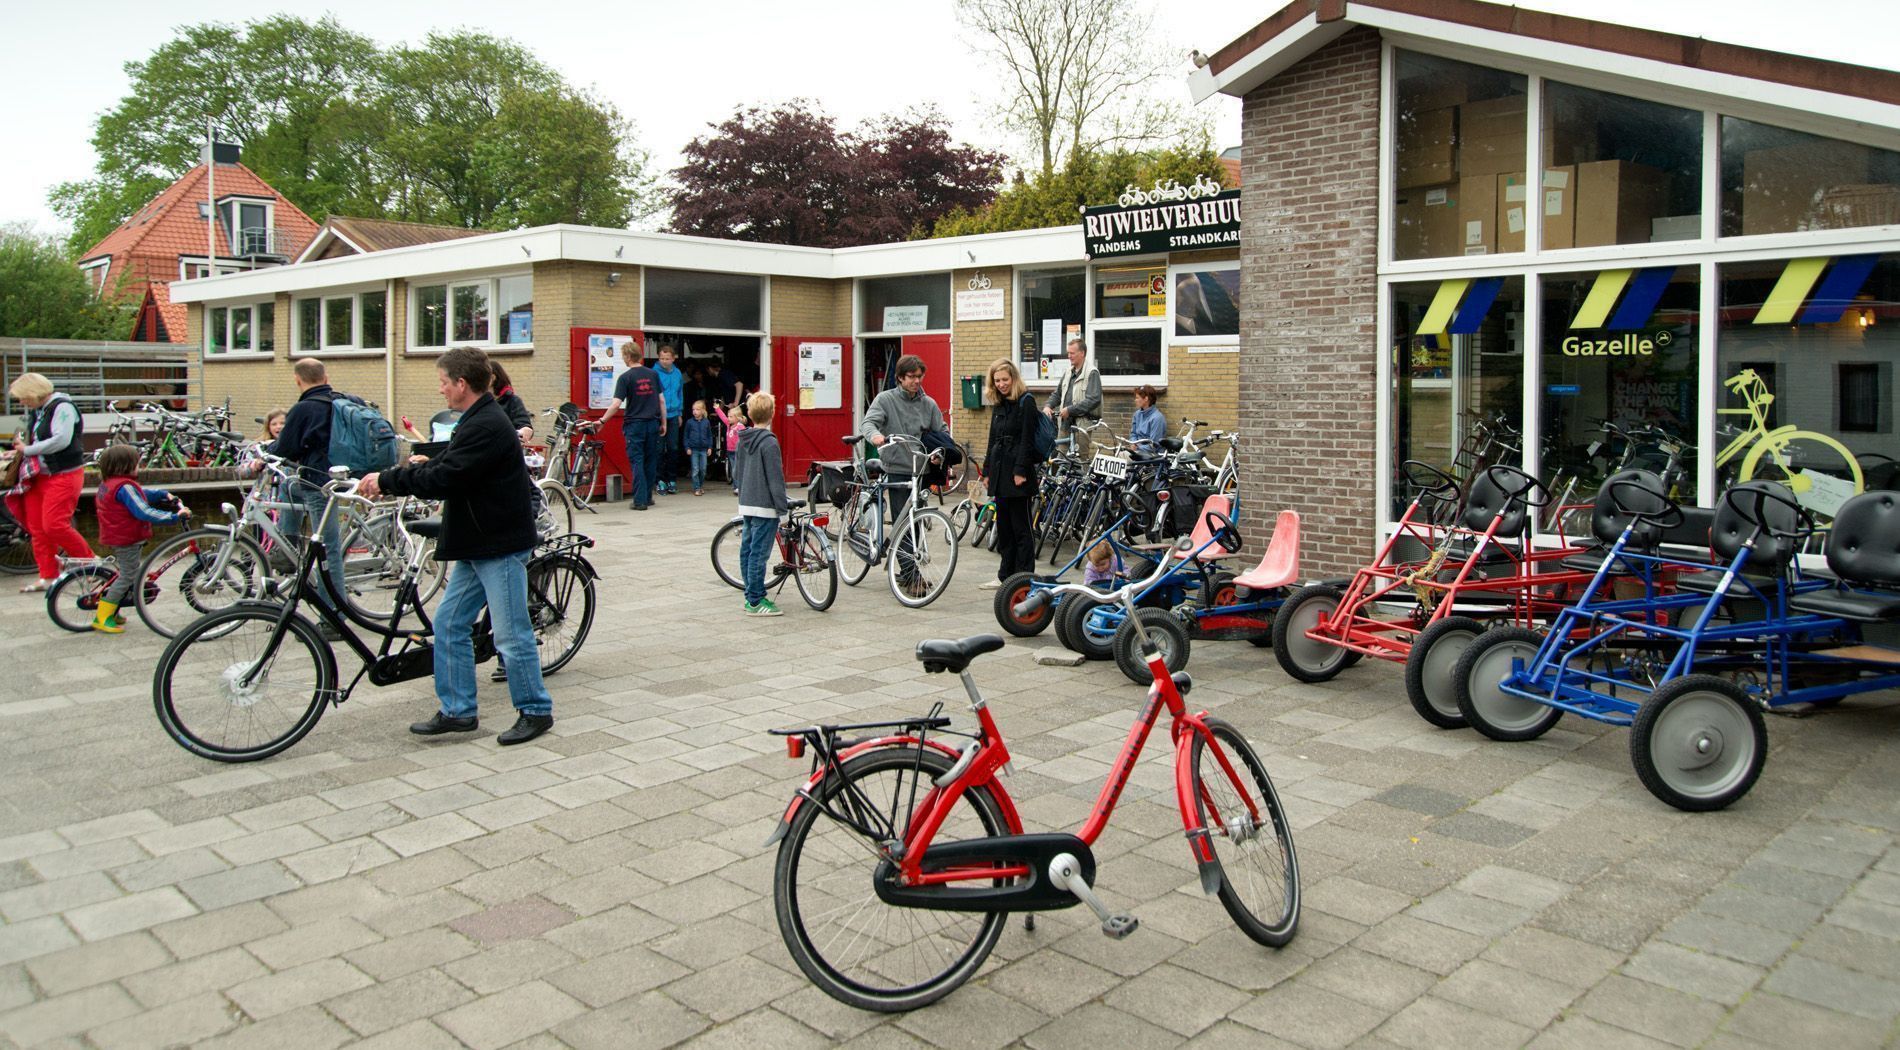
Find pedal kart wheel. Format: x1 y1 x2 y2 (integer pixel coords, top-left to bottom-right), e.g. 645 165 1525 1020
1404 616 1484 729
1630 675 1766 812
1454 626 1563 742
994 572 1052 637
1271 584 1360 683
1112 608 1190 685
1057 590 1119 661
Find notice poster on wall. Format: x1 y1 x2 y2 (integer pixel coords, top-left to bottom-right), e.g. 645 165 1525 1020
586 333 634 409
798 341 844 410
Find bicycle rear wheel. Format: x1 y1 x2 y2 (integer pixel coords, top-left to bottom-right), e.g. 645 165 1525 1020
774 746 1011 1012
48 565 114 632
837 494 874 586
710 518 745 589
890 508 957 608
0 504 34 575
568 445 600 503
1189 717 1300 946
154 607 334 762
528 555 595 675
949 499 974 541
792 524 838 612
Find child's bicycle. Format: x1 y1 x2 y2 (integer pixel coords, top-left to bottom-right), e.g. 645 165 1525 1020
46 559 164 633
709 499 839 611
763 532 1299 1012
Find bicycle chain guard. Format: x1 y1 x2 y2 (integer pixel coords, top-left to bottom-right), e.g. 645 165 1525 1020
872 833 1096 913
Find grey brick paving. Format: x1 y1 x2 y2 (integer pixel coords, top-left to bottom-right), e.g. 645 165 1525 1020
1 494 1898 1048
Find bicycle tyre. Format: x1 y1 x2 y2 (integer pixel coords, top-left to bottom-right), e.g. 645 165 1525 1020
0 505 34 575
47 565 115 633
889 508 958 608
774 746 1011 1012
569 445 600 503
792 524 838 612
710 518 745 589
153 606 335 762
339 514 443 622
528 555 596 675
535 480 575 540
949 499 974 542
836 494 874 586
1189 717 1300 946
136 528 270 639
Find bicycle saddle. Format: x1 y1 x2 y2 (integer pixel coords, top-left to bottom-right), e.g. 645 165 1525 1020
788 498 807 510
407 517 444 539
916 634 1005 674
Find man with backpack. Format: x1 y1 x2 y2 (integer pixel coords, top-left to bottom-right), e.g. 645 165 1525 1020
270 358 397 613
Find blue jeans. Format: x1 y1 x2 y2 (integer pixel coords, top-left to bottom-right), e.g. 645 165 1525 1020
689 449 708 491
740 515 777 606
660 417 683 485
622 419 660 506
433 550 550 719
279 481 345 605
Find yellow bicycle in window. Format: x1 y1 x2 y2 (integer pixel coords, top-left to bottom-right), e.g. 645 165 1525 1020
1715 368 1862 517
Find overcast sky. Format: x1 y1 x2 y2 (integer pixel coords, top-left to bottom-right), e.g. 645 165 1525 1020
4 0 1893 237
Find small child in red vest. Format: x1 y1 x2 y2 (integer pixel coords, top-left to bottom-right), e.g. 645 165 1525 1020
91 445 189 633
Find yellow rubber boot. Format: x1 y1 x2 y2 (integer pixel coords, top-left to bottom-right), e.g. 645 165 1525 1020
91 600 125 634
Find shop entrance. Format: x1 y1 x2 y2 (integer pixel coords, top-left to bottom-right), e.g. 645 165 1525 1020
771 336 854 479
859 334 955 427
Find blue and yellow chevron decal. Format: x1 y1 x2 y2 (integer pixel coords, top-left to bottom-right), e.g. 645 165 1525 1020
1569 267 1674 331
1752 254 1879 325
1416 277 1504 338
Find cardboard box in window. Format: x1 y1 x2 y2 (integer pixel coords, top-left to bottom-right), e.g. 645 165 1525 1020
1575 160 1669 247
1456 96 1596 178
1397 77 1469 114
1742 140 1873 235
1651 214 1700 241
1458 176 1498 254
1394 183 1460 259
1396 106 1457 189
1498 167 1576 252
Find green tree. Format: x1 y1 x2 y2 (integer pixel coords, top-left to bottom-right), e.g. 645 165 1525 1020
931 142 1228 238
0 227 136 340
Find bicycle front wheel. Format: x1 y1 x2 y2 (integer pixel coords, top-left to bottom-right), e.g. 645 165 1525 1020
710 518 745 589
792 524 838 611
528 555 596 675
889 508 958 608
48 565 114 633
948 499 974 541
535 480 575 540
836 495 874 586
137 528 269 638
1189 717 1300 946
775 746 1011 1012
154 607 334 762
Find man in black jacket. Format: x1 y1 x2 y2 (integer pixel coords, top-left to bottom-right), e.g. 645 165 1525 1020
270 359 348 602
359 347 553 745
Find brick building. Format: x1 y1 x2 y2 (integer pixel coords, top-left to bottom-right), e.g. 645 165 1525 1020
77 151 319 344
1193 0 1900 573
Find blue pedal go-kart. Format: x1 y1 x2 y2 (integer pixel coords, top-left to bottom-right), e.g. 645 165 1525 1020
992 493 1189 640
1455 478 1900 811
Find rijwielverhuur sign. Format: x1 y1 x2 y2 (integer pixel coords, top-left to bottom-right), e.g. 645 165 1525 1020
1083 176 1240 259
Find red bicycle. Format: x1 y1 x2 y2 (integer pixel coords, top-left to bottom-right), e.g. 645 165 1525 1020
764 525 1299 1012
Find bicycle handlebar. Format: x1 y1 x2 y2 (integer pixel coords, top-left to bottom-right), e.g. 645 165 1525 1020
1013 537 1186 619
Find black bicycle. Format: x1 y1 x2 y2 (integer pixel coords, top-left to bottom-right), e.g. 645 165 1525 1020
152 472 599 762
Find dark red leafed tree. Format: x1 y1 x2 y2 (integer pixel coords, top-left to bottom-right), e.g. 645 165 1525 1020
669 102 1002 247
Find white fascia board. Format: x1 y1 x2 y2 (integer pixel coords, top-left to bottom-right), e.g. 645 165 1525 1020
1357 8 1900 142
1195 13 1350 101
293 227 367 265
829 226 1087 278
173 227 566 304
557 227 835 279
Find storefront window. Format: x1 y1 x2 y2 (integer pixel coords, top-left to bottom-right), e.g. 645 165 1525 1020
1543 82 1701 249
324 297 354 349
297 299 319 352
496 276 533 344
1093 264 1165 319
451 282 489 343
361 291 387 350
1094 328 1162 377
415 285 448 348
644 269 759 332
1019 269 1084 378
256 302 274 355
209 308 228 355
1390 277 1526 516
1172 263 1240 341
1392 51 1526 260
1539 267 1700 523
1717 254 1899 519
860 273 950 332
1721 118 1900 238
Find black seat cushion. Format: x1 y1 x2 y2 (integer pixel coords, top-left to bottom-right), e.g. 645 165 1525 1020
915 634 1006 673
1823 490 1900 589
1588 469 1668 548
1787 587 1900 624
1678 570 1781 597
1458 471 1528 539
407 517 444 539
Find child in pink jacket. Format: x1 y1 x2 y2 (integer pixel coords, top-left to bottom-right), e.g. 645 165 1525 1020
713 400 748 495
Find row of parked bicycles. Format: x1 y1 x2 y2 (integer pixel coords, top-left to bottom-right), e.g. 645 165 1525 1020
101 399 246 469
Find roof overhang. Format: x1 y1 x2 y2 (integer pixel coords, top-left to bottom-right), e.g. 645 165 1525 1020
293 226 367 265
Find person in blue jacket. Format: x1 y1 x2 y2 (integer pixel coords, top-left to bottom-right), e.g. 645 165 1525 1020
654 344 685 494
683 400 717 495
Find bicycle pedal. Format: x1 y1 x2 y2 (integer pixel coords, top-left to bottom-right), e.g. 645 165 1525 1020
1100 914 1139 939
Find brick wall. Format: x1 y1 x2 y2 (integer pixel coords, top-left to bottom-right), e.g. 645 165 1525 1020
769 276 850 337
1239 27 1382 575
949 267 1014 452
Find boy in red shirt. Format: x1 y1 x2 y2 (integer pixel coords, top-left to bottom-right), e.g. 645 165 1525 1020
91 445 189 632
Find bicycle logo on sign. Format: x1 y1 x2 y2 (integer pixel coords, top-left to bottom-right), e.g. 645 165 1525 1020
967 273 992 291
1117 174 1225 208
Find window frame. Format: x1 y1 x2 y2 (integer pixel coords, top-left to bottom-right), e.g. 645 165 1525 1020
202 299 278 360
641 268 764 336
1167 260 1242 349
288 288 393 357
1084 257 1171 388
408 273 535 354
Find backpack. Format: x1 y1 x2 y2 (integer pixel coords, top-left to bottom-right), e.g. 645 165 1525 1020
329 395 399 475
1032 411 1058 462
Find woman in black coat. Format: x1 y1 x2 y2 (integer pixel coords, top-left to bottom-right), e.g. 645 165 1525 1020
982 358 1041 585
490 361 533 442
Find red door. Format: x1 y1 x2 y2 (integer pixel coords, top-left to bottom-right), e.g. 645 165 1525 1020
771 336 854 481
902 334 955 429
569 327 645 499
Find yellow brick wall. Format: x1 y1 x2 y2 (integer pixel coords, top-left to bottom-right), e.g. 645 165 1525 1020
949 267 1014 454
769 276 850 337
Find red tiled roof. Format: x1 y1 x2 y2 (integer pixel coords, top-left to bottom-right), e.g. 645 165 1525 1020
80 163 318 265
147 282 185 345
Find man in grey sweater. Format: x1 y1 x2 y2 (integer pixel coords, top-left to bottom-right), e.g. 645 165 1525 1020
1048 338 1102 456
861 354 951 597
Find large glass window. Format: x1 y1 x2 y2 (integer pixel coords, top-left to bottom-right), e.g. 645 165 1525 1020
1539 267 1701 523
208 308 228 355
231 306 253 353
644 269 758 332
1390 277 1526 516
1717 254 1900 518
860 273 950 332
323 297 354 349
1094 328 1162 377
1392 51 1526 260
360 292 387 350
1093 264 1165 319
297 299 319 353
1019 269 1084 376
451 282 489 344
496 275 533 344
1543 82 1702 249
416 285 448 348
1722 119 1900 238
256 302 274 356
1173 263 1240 341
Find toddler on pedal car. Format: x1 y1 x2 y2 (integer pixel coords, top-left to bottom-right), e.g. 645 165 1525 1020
1083 540 1124 586
91 444 190 633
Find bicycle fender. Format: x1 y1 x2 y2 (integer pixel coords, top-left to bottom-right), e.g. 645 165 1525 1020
763 736 1022 847
1173 719 1226 896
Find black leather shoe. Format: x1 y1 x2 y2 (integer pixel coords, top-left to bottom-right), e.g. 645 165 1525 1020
410 711 478 735
490 665 508 682
497 713 553 746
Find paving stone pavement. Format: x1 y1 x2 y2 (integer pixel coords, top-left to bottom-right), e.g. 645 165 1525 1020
1 492 1898 1048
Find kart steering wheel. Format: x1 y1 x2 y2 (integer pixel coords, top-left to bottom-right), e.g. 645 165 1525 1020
1606 476 1685 530
1721 482 1816 544
1201 509 1244 553
1480 463 1552 508
1116 486 1154 534
1400 460 1461 502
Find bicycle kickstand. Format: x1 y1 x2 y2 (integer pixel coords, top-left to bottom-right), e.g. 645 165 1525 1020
1048 853 1139 939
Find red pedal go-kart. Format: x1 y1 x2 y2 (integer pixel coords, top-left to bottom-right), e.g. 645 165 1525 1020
1273 461 1601 724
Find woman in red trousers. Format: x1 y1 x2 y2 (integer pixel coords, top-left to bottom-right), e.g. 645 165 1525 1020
9 373 94 590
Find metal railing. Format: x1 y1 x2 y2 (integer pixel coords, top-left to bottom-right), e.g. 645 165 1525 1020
235 226 307 260
0 338 198 425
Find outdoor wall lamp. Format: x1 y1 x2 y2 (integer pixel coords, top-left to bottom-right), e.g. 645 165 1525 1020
607 272 622 286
